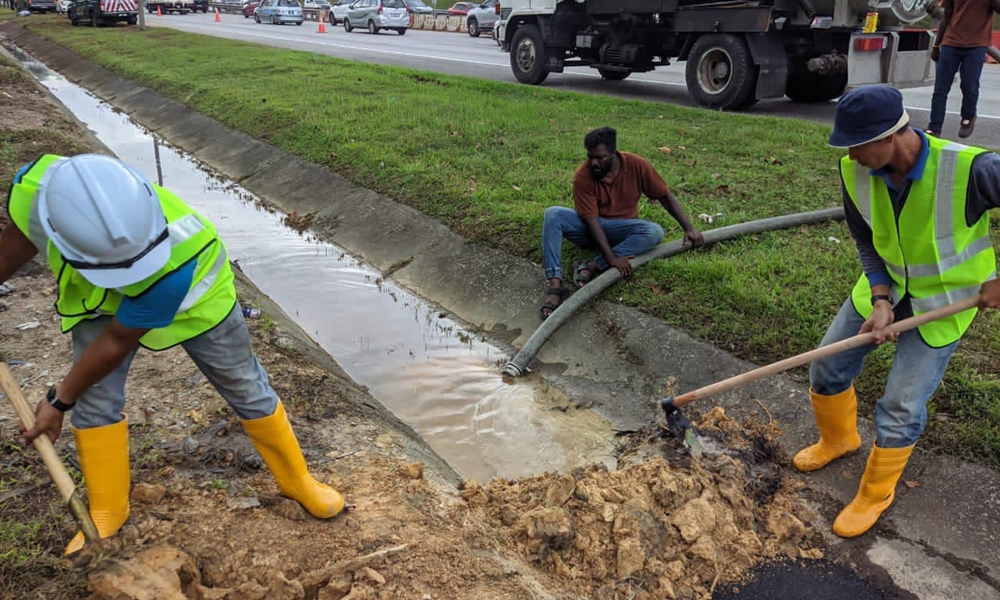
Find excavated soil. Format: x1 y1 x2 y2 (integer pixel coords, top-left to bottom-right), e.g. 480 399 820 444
1 49 830 600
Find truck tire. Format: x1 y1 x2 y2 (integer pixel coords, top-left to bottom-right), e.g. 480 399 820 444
68 7 79 24
785 71 847 103
467 17 479 37
510 24 548 85
598 67 630 81
127 14 136 23
685 34 757 111
90 10 100 26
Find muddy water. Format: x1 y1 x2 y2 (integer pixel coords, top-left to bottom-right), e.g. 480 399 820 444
14 52 617 482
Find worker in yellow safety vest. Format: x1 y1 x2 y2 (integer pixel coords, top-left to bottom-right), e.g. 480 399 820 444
0 153 345 555
795 85 1000 538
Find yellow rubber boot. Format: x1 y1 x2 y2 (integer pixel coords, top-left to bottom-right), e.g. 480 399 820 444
64 419 131 555
240 403 344 519
793 387 862 472
833 444 914 538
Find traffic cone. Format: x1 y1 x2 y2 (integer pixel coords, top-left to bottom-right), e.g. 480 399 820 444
156 5 161 16
214 7 220 21
317 18 325 32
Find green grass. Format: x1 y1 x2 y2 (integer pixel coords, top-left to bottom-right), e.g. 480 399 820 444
11 16 1000 467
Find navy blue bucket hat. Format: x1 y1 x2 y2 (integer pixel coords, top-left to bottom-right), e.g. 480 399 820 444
829 84 910 149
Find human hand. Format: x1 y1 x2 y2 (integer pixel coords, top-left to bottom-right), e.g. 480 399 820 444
859 302 897 344
19 400 65 445
684 228 705 248
608 256 634 276
978 280 1000 309
931 46 940 62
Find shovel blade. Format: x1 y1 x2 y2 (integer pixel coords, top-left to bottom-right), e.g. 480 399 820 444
661 398 705 458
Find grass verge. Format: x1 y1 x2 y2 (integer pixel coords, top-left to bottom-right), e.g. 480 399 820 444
9 15 1000 467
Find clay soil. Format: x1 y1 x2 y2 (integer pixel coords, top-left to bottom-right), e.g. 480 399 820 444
0 48 828 600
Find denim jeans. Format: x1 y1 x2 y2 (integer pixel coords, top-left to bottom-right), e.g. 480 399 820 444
809 299 958 448
69 303 279 429
541 206 664 280
929 46 988 132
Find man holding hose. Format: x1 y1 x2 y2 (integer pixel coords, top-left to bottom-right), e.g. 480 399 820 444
797 85 1000 537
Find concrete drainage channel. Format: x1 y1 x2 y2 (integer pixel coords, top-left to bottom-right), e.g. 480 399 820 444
9 50 619 484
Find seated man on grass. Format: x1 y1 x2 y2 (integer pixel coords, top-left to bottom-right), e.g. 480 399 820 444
539 127 704 319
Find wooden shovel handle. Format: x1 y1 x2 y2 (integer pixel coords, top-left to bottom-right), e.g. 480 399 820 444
0 363 78 503
672 295 982 409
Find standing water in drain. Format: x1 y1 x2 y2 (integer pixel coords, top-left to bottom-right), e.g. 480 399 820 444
12 50 617 482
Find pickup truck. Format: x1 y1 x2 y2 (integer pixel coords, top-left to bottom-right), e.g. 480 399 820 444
67 0 137 25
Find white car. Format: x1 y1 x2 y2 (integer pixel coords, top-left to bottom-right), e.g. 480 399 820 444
465 0 497 38
57 0 71 12
328 0 352 25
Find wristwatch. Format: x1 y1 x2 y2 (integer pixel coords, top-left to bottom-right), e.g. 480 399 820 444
871 294 892 307
46 386 75 412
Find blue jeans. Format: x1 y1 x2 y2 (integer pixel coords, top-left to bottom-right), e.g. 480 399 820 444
929 46 988 132
809 299 958 448
541 206 664 281
69 303 279 429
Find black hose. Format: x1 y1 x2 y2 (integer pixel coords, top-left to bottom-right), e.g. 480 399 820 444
502 207 845 377
797 0 818 20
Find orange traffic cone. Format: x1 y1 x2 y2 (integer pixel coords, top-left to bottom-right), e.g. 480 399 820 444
214 7 220 21
156 5 161 16
317 19 326 32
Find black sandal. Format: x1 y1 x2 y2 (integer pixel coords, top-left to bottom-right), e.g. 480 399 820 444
540 286 570 320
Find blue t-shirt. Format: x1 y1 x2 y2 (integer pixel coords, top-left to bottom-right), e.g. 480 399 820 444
116 261 197 329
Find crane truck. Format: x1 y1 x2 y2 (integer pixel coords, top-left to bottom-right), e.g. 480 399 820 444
496 0 937 110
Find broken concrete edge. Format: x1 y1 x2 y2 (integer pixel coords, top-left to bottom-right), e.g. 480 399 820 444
3 22 999 597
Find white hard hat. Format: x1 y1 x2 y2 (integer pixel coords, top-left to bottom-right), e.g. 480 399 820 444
38 154 170 289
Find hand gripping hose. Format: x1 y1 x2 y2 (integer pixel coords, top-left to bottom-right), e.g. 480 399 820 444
501 207 845 377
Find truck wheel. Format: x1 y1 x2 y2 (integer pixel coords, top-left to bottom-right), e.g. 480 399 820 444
510 24 548 85
785 71 848 103
90 10 100 26
597 67 630 81
685 34 756 111
127 15 136 23
467 17 479 37
69 8 79 24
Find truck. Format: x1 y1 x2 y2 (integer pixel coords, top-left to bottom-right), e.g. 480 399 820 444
67 0 138 25
496 0 936 110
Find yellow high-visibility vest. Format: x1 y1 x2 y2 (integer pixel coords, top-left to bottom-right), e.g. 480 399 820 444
7 154 236 350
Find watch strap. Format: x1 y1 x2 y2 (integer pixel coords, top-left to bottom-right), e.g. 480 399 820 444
871 294 892 307
46 386 75 412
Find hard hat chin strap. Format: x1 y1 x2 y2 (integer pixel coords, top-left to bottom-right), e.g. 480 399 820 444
63 227 170 272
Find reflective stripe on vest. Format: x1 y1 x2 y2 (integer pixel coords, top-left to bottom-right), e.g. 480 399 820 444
7 155 237 351
841 138 995 347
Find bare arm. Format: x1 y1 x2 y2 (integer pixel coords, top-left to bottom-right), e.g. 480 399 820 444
582 215 616 262
0 224 39 285
933 0 953 48
21 319 148 444
659 191 704 246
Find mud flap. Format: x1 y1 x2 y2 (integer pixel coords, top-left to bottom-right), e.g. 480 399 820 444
745 33 788 100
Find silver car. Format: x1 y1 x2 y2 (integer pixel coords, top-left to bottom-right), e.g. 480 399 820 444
328 0 351 25
254 0 303 24
465 0 497 38
343 0 408 35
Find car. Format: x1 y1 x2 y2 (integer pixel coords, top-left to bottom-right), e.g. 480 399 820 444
446 1 472 16
243 0 258 17
253 0 305 25
343 0 407 34
401 0 431 15
26 0 58 12
191 0 208 11
56 0 71 12
328 0 351 24
254 0 303 23
464 0 496 37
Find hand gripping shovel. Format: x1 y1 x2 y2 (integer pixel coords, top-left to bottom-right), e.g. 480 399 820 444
661 295 982 456
0 360 101 547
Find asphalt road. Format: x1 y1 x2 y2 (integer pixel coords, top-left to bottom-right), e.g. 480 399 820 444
149 12 1000 147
